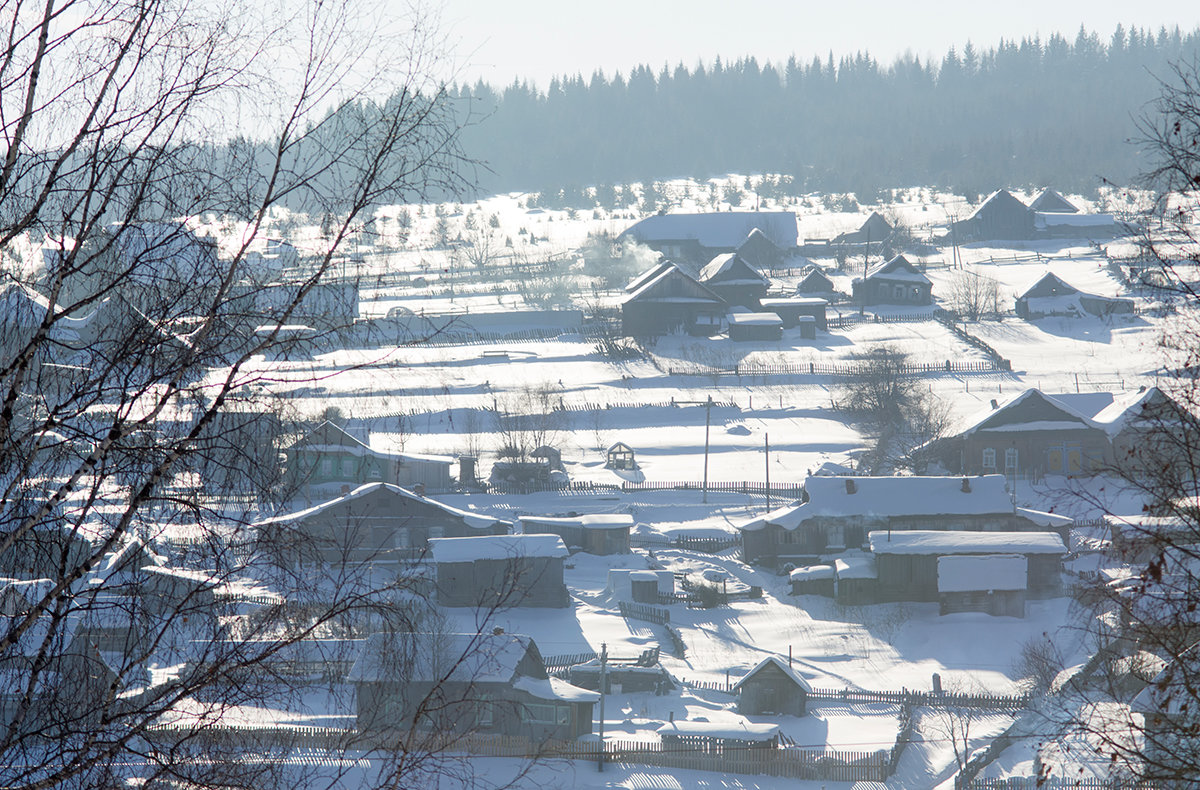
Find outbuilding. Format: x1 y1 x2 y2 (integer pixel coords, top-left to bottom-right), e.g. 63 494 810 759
518 514 633 555
937 554 1028 617
728 310 783 342
430 534 570 608
734 656 812 717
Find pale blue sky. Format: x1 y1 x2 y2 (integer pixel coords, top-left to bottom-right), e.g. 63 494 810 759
441 0 1200 88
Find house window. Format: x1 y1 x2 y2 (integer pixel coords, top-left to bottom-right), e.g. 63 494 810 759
894 284 905 300
320 458 333 476
982 448 996 471
396 529 410 549
1005 448 1018 472
477 694 494 728
429 526 444 539
521 703 569 725
342 458 354 477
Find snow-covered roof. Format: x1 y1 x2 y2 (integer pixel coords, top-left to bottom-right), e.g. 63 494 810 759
1132 646 1200 717
258 482 505 531
698 253 768 285
348 632 536 684
733 655 813 692
728 311 782 327
951 389 1101 438
1015 508 1074 529
518 514 634 531
1029 189 1079 213
624 261 674 293
656 720 780 741
834 554 878 580
740 475 1018 532
1091 387 1183 438
789 564 834 582
622 262 724 306
622 211 798 249
965 189 1028 222
868 530 1067 556
862 255 932 285
758 297 828 309
513 676 600 703
1033 212 1117 228
429 534 568 563
937 554 1028 592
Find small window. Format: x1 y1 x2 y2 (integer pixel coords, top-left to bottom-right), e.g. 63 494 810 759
320 458 333 475
1005 448 1018 471
429 526 444 539
521 703 568 725
342 458 354 477
982 448 996 470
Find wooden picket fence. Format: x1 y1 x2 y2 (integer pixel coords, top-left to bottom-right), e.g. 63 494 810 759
678 681 1030 712
618 601 671 625
964 777 1159 790
665 358 1001 378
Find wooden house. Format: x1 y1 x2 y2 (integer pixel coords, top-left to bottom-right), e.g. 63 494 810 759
739 474 1068 567
851 255 932 306
869 530 1066 602
832 211 893 246
734 656 811 717
518 514 632 555
257 482 510 566
736 228 786 271
929 388 1114 479
1028 189 1079 213
0 523 93 580
757 297 828 330
621 263 726 337
1014 273 1134 320
796 266 839 300
937 554 1027 617
727 311 783 342
1098 387 1197 483
430 534 569 608
698 252 769 308
620 211 798 267
951 189 1034 241
349 632 598 740
284 421 454 495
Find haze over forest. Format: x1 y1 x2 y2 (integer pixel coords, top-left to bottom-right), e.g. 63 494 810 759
447 24 1200 201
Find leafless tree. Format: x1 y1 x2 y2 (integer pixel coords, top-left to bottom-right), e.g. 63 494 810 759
0 0 552 787
946 269 1004 320
836 345 951 472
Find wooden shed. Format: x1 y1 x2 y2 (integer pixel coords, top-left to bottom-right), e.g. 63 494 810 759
657 720 780 754
757 297 828 330
734 656 812 717
789 564 834 597
728 311 783 342
937 554 1028 617
518 514 633 556
430 534 570 608
869 530 1066 603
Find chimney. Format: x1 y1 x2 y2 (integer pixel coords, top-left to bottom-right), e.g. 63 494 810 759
845 479 857 494
990 399 999 410
961 477 971 493
413 482 425 497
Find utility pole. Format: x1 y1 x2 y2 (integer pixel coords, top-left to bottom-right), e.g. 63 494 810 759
764 433 771 511
597 642 608 771
703 396 712 503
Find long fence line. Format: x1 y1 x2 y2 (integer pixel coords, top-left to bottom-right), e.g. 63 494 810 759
664 358 1002 378
679 680 1031 712
965 778 1159 790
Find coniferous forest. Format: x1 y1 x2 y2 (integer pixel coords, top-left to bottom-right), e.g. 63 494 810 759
450 24 1200 201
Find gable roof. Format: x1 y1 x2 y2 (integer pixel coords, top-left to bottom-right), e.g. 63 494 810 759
622 263 725 306
732 655 813 693
348 632 540 684
258 482 508 531
1029 189 1079 213
1018 272 1080 301
429 534 568 563
797 267 836 292
1092 386 1188 437
862 255 932 285
698 253 769 286
740 475 1018 532
965 189 1030 221
954 389 1102 437
621 211 798 250
624 260 674 293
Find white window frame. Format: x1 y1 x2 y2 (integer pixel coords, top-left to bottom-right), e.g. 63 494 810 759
982 448 996 470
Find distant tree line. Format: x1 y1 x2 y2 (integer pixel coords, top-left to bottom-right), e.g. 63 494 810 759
449 24 1200 202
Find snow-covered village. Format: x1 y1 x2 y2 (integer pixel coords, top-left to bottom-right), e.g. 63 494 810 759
5 4 1200 790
